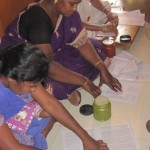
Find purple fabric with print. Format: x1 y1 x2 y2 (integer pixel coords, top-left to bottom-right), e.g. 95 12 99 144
0 17 26 49
7 101 38 133
47 12 106 100
0 10 106 100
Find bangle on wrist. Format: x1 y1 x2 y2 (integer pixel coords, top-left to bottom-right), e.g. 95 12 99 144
103 24 107 32
102 7 107 12
101 24 105 32
95 60 102 68
106 11 112 17
101 24 106 32
102 7 110 14
82 78 88 87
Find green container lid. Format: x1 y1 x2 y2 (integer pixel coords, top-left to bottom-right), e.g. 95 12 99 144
93 95 111 121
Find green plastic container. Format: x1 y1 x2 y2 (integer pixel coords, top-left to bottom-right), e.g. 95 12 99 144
93 95 111 121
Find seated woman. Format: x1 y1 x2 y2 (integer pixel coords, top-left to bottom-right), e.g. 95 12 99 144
0 43 109 150
0 0 122 106
77 0 118 33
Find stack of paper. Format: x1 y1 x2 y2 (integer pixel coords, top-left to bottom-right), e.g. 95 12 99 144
101 81 141 104
108 51 150 81
62 124 140 150
136 64 150 80
111 6 145 26
108 51 142 80
116 10 145 26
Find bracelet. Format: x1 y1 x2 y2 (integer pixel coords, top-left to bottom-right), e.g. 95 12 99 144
106 11 112 17
95 60 102 67
82 78 88 87
103 24 107 32
102 7 107 12
101 24 106 32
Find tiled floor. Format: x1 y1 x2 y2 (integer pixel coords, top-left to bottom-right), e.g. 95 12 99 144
46 26 150 150
46 0 150 149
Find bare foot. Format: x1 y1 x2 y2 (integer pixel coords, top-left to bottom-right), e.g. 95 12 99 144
104 57 111 67
146 120 150 133
68 90 81 106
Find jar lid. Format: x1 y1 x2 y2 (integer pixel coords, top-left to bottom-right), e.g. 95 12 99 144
79 104 93 116
103 39 114 45
94 95 110 108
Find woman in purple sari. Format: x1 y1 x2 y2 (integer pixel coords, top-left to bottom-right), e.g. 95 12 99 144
0 0 122 105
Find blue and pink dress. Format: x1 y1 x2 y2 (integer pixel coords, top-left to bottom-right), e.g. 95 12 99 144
0 82 51 150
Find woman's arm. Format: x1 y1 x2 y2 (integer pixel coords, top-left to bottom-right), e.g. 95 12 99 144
78 39 122 91
83 21 114 32
0 124 37 150
31 85 109 150
36 43 101 98
90 0 119 27
36 43 87 85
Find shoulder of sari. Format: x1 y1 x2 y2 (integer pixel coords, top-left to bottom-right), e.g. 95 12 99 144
54 15 63 33
69 27 88 48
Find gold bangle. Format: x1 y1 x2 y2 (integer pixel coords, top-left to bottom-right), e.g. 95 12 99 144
82 78 88 87
101 24 105 32
95 60 102 67
103 24 107 32
102 7 107 12
106 12 112 17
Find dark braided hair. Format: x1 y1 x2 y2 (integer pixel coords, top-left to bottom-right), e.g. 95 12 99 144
0 43 49 83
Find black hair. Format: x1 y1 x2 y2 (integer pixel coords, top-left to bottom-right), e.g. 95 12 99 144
0 43 49 82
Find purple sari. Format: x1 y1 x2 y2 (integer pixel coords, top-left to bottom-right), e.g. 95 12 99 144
0 8 106 100
47 12 106 99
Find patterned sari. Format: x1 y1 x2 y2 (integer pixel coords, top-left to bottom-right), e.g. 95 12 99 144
47 11 106 99
0 5 106 100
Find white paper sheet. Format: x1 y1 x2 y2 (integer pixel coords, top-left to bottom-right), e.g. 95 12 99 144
137 64 150 80
108 56 135 76
101 81 141 104
108 52 144 81
62 124 140 150
96 31 116 37
115 71 137 81
117 10 145 26
117 51 142 66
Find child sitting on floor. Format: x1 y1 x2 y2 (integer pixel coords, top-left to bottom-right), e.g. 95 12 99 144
0 43 109 150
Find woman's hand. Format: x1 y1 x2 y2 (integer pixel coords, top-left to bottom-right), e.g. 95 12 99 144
99 65 122 92
102 22 115 33
107 13 119 28
45 84 53 95
82 78 101 98
83 138 109 150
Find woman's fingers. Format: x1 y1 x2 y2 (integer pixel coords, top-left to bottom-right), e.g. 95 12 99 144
108 78 122 92
111 18 119 27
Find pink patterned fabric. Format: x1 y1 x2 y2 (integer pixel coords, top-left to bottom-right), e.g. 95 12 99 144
7 101 42 133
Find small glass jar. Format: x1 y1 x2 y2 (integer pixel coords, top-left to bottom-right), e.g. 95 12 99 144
93 95 111 121
103 38 116 58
